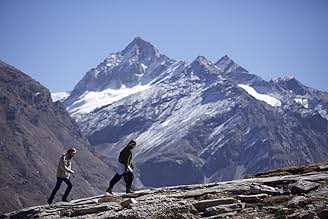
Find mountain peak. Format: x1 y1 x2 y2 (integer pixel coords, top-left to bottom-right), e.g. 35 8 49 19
129 36 149 46
221 54 231 61
190 56 215 70
189 56 222 77
122 37 160 58
193 56 210 65
215 55 248 74
272 76 307 95
215 55 231 65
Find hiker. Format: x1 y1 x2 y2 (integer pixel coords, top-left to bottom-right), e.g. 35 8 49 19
106 140 136 194
47 148 77 204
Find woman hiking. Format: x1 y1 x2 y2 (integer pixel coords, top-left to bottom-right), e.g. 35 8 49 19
106 140 136 194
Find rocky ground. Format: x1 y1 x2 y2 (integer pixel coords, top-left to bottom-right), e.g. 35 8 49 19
2 162 328 219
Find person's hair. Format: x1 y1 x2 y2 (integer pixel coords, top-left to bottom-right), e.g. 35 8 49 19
67 148 77 154
128 140 136 146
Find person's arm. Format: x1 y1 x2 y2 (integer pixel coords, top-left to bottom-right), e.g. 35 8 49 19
63 160 74 174
119 148 131 171
60 156 74 174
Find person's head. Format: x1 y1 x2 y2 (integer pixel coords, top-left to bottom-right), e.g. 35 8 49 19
127 140 136 149
67 148 77 159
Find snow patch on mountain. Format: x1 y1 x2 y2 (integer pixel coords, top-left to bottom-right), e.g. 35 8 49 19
67 84 151 117
140 63 148 72
238 84 282 107
104 54 122 69
294 97 309 109
318 110 328 120
51 92 70 102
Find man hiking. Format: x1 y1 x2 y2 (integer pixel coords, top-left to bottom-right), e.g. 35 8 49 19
106 140 136 194
47 148 77 204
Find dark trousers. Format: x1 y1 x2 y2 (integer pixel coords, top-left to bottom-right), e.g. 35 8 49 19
108 171 134 191
48 177 72 204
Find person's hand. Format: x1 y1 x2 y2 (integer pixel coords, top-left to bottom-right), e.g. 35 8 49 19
127 166 133 173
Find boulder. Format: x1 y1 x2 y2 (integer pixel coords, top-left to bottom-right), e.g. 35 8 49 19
120 198 138 209
291 181 320 194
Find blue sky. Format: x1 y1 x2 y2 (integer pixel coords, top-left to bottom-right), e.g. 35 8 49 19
0 0 327 92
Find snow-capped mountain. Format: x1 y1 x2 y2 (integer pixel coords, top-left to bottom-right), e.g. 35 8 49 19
64 37 328 187
65 37 175 118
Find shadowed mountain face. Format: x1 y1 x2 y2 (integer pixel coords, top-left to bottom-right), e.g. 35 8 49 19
63 37 328 188
0 61 116 214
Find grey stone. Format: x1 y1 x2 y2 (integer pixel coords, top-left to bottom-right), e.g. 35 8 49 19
288 211 316 219
318 165 328 171
120 198 138 209
193 198 237 211
61 205 110 217
263 205 285 213
318 209 328 219
237 194 269 202
274 208 294 217
204 203 245 216
291 181 320 194
250 183 283 195
287 196 308 208
202 211 238 219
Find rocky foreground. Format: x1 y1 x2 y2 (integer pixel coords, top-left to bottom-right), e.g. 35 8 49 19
2 163 328 219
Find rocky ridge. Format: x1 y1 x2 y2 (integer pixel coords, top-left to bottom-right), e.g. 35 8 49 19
3 162 328 219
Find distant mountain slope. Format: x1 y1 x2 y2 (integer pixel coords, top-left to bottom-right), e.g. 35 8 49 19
63 37 328 188
0 61 116 214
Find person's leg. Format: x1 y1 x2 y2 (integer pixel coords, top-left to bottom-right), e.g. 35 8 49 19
47 178 64 204
62 178 72 201
124 172 134 193
106 173 123 193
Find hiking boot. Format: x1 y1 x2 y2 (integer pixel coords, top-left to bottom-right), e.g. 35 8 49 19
62 199 69 202
106 187 113 194
126 188 134 194
47 199 52 205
